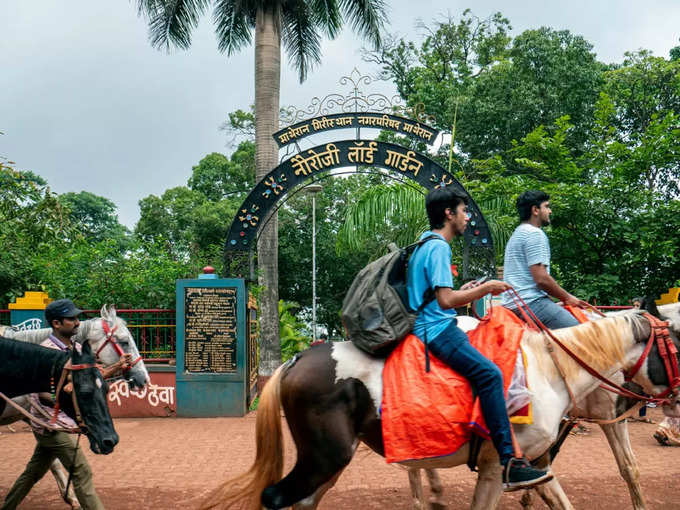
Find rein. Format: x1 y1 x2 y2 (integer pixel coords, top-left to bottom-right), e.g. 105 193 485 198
507 289 680 409
0 357 95 434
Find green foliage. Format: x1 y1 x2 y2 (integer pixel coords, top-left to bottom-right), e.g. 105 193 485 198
278 174 386 337
31 237 197 308
58 191 129 243
371 12 604 158
279 300 311 361
187 143 255 201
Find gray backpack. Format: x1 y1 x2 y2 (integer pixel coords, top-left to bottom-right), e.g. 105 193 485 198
341 236 438 356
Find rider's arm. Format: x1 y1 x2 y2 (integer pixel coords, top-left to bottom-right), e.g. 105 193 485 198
530 264 588 307
435 280 511 310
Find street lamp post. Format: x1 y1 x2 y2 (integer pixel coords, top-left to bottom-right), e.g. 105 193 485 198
304 184 323 343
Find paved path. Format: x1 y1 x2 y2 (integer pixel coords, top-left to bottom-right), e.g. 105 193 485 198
1 409 679 509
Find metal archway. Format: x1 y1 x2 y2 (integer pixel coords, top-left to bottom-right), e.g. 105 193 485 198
224 139 495 280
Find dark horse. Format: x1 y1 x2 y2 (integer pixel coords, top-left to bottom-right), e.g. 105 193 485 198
202 312 680 510
0 336 119 454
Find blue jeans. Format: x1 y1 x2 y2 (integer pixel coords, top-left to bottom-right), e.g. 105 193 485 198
426 320 515 464
516 296 580 329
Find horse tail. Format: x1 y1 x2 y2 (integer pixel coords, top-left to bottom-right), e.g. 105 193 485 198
199 363 286 510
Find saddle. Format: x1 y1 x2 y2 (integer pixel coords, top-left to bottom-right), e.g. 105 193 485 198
381 307 529 463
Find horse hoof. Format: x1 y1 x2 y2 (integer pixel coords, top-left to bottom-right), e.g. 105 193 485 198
654 431 669 446
429 503 448 510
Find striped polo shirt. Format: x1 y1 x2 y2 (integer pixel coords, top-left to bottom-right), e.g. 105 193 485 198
501 223 551 309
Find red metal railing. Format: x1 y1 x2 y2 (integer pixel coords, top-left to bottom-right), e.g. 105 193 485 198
80 309 176 361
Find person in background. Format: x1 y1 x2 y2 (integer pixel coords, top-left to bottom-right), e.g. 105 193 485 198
501 190 589 329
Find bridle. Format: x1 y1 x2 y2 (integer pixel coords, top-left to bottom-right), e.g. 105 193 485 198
96 319 142 374
507 289 680 411
49 358 98 433
0 355 96 434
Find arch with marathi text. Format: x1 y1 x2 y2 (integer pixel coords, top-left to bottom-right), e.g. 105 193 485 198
224 138 496 280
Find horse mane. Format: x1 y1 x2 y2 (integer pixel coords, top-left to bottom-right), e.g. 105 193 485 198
521 314 641 382
0 336 69 397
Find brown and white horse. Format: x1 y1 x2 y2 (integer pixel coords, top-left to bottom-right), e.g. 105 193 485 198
201 311 680 510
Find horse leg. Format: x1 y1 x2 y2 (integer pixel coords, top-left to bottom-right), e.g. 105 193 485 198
600 421 646 509
519 490 535 509
532 478 574 510
424 469 446 510
49 459 81 509
291 469 345 510
406 468 425 510
261 407 358 509
470 446 503 510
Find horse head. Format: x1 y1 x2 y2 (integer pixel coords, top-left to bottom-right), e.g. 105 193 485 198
622 310 680 418
60 340 119 454
80 305 150 389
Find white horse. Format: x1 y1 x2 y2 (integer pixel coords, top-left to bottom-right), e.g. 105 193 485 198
408 301 680 510
0 304 151 509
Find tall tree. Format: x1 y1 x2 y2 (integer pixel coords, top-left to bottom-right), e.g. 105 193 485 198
58 191 129 243
135 0 387 377
369 13 604 158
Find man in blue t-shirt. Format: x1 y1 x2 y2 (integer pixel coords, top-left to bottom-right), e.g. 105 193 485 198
407 187 552 491
501 190 588 329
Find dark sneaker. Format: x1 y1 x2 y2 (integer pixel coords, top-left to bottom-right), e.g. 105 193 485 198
502 457 553 492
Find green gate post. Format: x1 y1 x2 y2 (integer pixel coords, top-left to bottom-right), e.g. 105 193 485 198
175 267 252 417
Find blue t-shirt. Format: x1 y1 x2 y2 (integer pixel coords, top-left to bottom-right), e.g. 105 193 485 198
501 223 550 309
407 231 457 341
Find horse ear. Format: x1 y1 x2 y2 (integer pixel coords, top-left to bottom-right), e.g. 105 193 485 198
80 339 93 358
108 304 117 320
100 304 108 320
640 296 661 317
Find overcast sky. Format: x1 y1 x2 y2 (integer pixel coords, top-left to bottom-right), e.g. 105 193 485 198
2 1 679 228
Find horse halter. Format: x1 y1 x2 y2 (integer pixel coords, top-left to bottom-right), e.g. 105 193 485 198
624 313 680 401
50 358 98 433
96 319 142 373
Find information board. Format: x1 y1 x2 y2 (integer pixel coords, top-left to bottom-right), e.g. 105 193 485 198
184 286 238 373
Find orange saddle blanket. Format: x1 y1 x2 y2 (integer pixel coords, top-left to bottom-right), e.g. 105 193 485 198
381 306 527 463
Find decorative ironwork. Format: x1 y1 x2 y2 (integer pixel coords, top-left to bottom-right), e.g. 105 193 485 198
401 103 437 126
280 68 437 127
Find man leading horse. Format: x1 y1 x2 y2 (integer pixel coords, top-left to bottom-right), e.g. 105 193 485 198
2 299 129 510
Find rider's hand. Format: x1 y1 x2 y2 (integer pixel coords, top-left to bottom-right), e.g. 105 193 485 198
483 280 513 296
564 294 589 308
120 353 133 369
460 280 479 291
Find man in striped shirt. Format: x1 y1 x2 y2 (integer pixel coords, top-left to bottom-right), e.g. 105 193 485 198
501 190 588 329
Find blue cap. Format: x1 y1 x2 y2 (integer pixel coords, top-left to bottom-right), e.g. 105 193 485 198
45 299 83 323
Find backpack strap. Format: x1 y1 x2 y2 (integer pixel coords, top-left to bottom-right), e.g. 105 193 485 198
410 234 444 311
408 234 447 373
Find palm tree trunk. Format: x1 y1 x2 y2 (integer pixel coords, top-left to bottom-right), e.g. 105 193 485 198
255 6 281 381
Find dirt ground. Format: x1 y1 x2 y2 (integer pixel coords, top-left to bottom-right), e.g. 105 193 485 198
1 408 679 510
